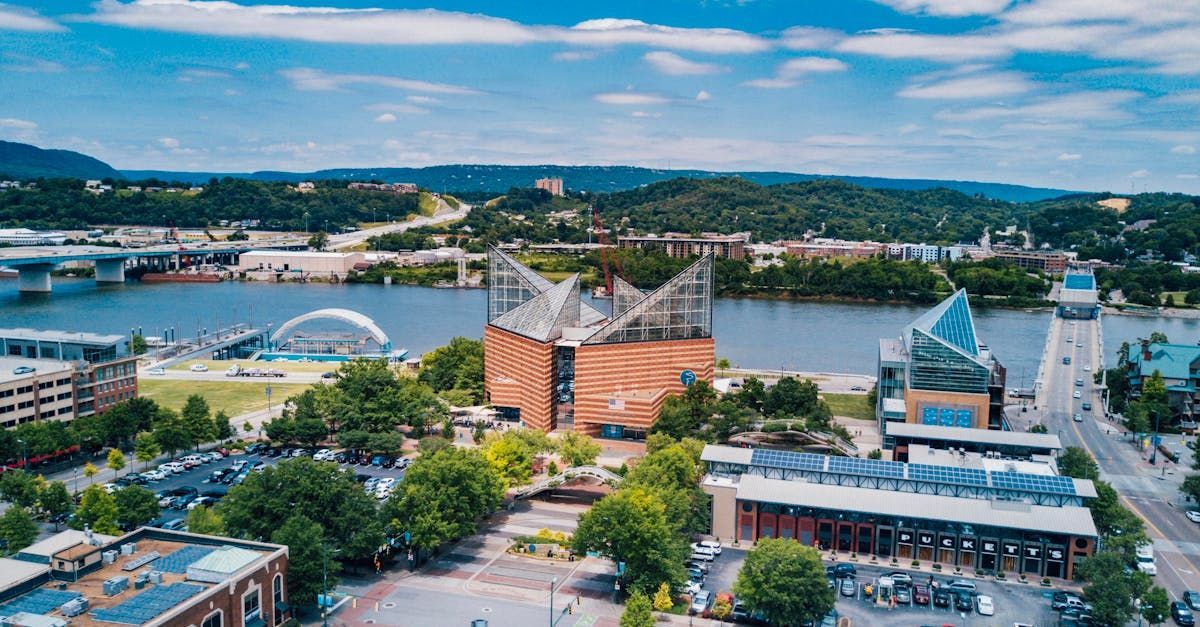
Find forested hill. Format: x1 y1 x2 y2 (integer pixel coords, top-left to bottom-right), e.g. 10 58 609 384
0 140 121 180
122 163 1076 202
593 178 1027 244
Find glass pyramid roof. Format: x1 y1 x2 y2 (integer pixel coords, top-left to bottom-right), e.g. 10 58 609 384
905 289 979 357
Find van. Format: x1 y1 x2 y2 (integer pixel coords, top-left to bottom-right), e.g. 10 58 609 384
180 455 204 468
160 462 185 474
1136 543 1156 575
690 546 716 561
947 580 977 595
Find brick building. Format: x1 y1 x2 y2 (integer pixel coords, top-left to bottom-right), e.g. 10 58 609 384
617 233 749 261
483 247 714 436
534 177 564 196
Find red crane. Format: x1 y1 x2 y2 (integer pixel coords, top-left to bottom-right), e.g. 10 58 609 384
591 206 622 296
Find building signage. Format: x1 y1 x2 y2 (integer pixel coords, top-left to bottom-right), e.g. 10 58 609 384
981 539 998 554
1025 545 1042 559
1002 541 1021 557
680 369 697 386
959 537 976 552
939 535 955 549
917 532 935 547
1047 547 1065 561
898 530 914 545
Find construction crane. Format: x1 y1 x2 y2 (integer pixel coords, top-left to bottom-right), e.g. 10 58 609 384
591 206 622 296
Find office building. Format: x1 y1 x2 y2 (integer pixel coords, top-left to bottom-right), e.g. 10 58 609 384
0 527 289 627
617 232 749 261
701 444 1097 580
483 247 714 436
0 358 76 429
876 290 1007 432
534 177 564 196
0 328 138 423
883 422 1062 462
992 250 1069 274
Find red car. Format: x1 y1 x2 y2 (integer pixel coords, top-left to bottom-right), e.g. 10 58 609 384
912 584 931 605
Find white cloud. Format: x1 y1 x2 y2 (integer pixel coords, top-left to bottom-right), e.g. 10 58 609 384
178 68 232 82
374 113 397 123
1056 152 1082 161
935 90 1139 121
898 123 921 135
0 4 64 32
279 67 480 95
365 102 430 115
898 70 1032 99
0 117 37 131
234 61 250 70
1130 168 1150 178
552 50 598 62
594 91 669 106
1001 0 1200 27
779 27 843 50
630 111 662 119
874 0 1012 17
158 137 180 148
1171 144 1197 154
224 88 239 96
1 54 65 73
744 56 847 89
1178 174 1199 180
695 90 711 102
643 51 726 76
81 2 768 53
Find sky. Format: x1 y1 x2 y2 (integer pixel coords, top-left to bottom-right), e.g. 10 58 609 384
0 1 1198 193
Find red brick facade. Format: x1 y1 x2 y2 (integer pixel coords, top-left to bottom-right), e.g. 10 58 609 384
483 326 556 431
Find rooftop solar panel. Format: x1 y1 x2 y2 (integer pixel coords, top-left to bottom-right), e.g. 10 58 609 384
90 583 204 625
0 589 82 618
749 448 824 472
827 456 905 479
990 471 1077 495
155 546 215 574
908 463 988 487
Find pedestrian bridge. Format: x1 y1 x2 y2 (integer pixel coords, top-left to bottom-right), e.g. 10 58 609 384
513 465 623 499
0 239 304 293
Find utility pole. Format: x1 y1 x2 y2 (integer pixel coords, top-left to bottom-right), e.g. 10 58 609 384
549 576 557 627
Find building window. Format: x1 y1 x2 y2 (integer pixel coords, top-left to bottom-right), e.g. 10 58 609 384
244 588 261 621
273 574 284 625
201 610 223 627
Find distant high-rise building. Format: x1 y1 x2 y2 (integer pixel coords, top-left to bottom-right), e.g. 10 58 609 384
618 232 750 261
535 177 564 196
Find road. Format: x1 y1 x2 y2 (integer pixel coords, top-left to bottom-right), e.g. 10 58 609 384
1036 315 1200 598
143 369 329 384
328 199 471 250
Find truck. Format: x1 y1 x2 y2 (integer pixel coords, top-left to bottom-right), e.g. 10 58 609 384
1136 543 1157 576
224 364 286 378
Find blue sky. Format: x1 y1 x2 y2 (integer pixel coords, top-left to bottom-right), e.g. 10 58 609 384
1 1 1197 193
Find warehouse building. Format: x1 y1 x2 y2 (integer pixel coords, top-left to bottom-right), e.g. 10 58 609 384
701 444 1097 580
483 247 714 436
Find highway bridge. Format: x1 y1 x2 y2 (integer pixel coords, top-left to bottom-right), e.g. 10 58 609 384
0 238 305 292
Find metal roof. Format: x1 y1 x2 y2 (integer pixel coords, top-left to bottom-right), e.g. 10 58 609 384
489 275 581 342
884 423 1062 450
186 546 262 579
0 558 48 592
1130 342 1200 381
17 530 116 559
905 289 980 358
0 327 125 345
735 474 1098 537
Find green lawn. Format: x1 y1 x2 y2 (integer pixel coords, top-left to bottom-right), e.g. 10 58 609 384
822 393 874 421
1161 291 1193 307
168 359 337 374
139 380 311 417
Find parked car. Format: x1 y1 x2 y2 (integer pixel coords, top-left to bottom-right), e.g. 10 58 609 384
245 443 266 454
691 540 722 555
839 578 856 597
146 367 166 375
1185 591 1200 612
690 546 717 561
160 462 185 474
883 571 911 585
1074 390 1082 399
312 449 335 461
207 451 224 461
833 563 856 578
689 590 713 616
208 468 232 483
370 454 386 467
1173 601 1196 627
142 469 167 482
975 594 994 616
179 455 204 468
683 579 701 596
947 580 977 595
1074 413 1083 422
291 449 309 458
395 457 412 470
1082 401 1092 411
161 519 187 531
894 584 912 604
189 363 209 372
685 559 709 574
1187 510 1200 523
1053 591 1086 611
954 591 973 612
932 587 951 608
912 584 930 605
187 496 213 510
172 494 198 510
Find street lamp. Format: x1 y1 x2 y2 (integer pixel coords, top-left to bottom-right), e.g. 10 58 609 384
1149 410 1161 464
549 576 557 627
16 438 27 471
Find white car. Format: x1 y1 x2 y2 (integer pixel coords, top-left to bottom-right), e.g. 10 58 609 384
189 363 209 372
683 580 702 596
145 367 166 376
312 449 334 461
101 483 118 494
142 469 167 482
230 460 247 472
160 462 185 474
187 497 213 511
691 541 722 555
206 451 224 461
1083 365 1091 371
976 595 994 616
374 487 393 500
376 477 397 490
1186 510 1200 523
1073 391 1081 399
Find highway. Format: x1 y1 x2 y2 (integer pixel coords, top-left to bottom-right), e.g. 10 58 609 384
1035 315 1200 598
328 199 471 250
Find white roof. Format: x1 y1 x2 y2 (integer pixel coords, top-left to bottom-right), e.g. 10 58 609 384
0 357 74 385
241 250 360 258
186 546 262 583
735 474 1098 537
885 423 1062 450
0 558 49 590
18 529 116 559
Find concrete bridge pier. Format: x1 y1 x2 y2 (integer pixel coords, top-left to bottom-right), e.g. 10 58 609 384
15 263 55 293
94 258 127 283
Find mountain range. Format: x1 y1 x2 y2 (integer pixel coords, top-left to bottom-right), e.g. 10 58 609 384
1 140 1081 202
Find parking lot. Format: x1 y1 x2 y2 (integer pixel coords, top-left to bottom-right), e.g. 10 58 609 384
686 550 1073 625
112 447 409 527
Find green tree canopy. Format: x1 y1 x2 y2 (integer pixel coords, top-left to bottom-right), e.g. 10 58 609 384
620 590 654 627
1058 446 1100 480
114 486 160 530
572 486 688 595
72 485 120 535
733 539 835 627
557 431 601 467
0 506 39 555
38 481 75 528
180 394 215 450
271 514 337 608
186 505 227 536
134 432 161 471
418 337 484 404
1078 551 1150 627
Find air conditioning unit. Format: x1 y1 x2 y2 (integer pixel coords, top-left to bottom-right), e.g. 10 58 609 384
101 550 118 565
61 598 89 617
102 577 128 596
148 571 164 584
120 543 136 555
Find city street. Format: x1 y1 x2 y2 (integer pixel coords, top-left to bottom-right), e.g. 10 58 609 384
1035 315 1200 598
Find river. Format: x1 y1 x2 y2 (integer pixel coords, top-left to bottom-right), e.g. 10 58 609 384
3 279 1197 387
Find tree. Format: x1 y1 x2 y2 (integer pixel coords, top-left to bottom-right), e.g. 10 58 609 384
0 506 38 555
418 436 451 457
481 431 534 487
308 230 329 251
620 590 654 627
186 505 226 536
134 432 160 471
652 582 673 613
418 337 484 404
107 448 126 475
1078 551 1149 627
1142 370 1168 406
272 514 336 608
0 470 43 508
214 410 234 440
1141 585 1170 626
336 429 371 451
1058 446 1100 480
83 462 99 485
380 447 503 564
733 539 835 627
716 357 732 369
130 334 148 355
440 417 455 440
221 458 382 561
557 431 601 467
1148 331 1169 345
572 487 688 594
1182 474 1200 505
38 481 74 528
72 485 120 534
114 486 160 530
366 431 404 455
181 394 215 450
711 595 733 622
153 409 191 457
